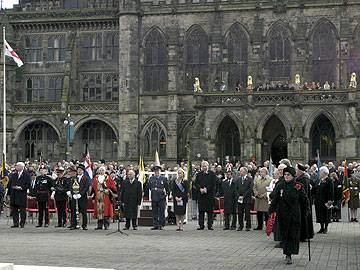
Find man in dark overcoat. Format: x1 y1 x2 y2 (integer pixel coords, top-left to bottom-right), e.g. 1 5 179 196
7 162 31 228
236 167 253 231
121 170 142 230
195 161 217 230
222 169 237 230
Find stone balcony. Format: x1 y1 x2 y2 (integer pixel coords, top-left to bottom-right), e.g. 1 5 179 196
194 89 357 108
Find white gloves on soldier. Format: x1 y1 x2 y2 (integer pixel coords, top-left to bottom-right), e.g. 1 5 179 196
50 191 55 200
72 194 81 200
67 191 72 198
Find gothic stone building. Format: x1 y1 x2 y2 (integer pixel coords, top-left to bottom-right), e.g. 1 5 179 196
1 0 360 165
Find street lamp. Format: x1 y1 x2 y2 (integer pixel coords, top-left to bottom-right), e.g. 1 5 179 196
63 113 74 161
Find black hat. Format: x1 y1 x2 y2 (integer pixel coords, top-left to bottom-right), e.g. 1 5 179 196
152 165 162 171
283 166 296 177
56 167 65 173
99 159 106 164
296 163 306 172
77 164 86 171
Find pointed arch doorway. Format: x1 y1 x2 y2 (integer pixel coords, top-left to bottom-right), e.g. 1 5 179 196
262 115 288 165
216 116 240 163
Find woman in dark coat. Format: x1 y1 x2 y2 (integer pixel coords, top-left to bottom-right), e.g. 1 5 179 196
172 168 189 231
269 166 310 265
331 172 342 222
313 166 334 234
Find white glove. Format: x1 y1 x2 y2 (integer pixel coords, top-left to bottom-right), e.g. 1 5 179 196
67 191 72 198
52 172 58 180
77 194 82 200
50 191 55 200
73 194 77 199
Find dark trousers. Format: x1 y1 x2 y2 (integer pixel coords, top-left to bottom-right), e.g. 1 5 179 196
256 211 269 229
38 201 49 225
56 200 67 226
224 213 237 229
126 218 137 229
198 211 214 229
238 203 251 229
70 199 87 228
11 205 26 227
151 200 165 228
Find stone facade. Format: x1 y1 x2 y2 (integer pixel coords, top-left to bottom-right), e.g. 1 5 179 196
1 0 360 165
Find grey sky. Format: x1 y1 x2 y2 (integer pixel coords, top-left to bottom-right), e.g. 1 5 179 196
3 0 19 9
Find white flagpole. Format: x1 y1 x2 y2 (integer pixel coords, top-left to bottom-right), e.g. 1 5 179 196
3 26 6 160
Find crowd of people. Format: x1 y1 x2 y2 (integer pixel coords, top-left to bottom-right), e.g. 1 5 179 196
0 157 359 265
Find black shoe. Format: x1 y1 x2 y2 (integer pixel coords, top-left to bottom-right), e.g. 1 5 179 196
151 227 159 230
55 225 62 228
159 226 163 230
123 227 129 230
354 218 358 222
323 228 328 234
208 227 214 231
274 243 282 248
20 224 24 228
44 224 49 228
237 227 243 231
285 255 292 265
36 224 42 228
245 228 251 231
223 227 230 230
197 227 204 230
317 229 324 234
230 227 236 230
82 227 88 230
253 227 262 230
133 227 137 230
94 227 103 230
11 225 19 228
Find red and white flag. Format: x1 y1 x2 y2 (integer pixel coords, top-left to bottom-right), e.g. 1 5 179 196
4 40 24 67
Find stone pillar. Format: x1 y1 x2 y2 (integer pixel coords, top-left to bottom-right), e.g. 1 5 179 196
118 1 141 162
250 15 264 84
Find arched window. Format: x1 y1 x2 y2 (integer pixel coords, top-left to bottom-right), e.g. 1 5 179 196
226 24 248 90
349 27 360 78
19 121 60 160
81 33 102 61
143 29 168 92
48 36 66 62
76 120 118 161
310 114 336 160
105 32 119 61
268 25 291 80
144 121 166 158
312 22 337 84
185 26 209 91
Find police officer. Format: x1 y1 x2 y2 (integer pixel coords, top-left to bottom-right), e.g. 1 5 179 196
34 166 53 227
148 165 169 230
51 167 69 227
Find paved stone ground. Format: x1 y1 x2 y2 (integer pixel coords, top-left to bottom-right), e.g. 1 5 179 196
0 210 359 270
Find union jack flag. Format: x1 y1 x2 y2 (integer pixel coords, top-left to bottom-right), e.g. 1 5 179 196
83 143 93 182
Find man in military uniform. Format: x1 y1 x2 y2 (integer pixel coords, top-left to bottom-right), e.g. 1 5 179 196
68 164 90 230
7 162 31 228
51 167 69 227
269 166 310 265
34 166 53 227
148 166 169 230
349 172 360 222
195 161 217 230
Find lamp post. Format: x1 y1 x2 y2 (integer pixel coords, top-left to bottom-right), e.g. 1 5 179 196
63 114 74 161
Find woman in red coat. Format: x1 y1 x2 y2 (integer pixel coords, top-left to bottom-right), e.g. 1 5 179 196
91 166 117 230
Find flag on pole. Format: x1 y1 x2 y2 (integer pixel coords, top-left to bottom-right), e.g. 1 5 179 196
154 150 160 168
342 159 350 206
138 155 146 184
268 156 273 177
83 143 93 182
1 153 9 188
4 40 24 67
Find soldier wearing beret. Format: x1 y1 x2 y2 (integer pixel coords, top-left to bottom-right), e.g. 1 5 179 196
269 166 310 265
